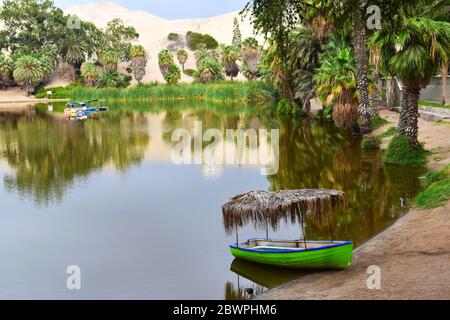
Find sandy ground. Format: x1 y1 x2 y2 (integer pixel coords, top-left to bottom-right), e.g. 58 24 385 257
259 201 450 300
0 87 34 103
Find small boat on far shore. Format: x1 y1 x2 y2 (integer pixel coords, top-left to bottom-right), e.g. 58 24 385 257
64 100 109 120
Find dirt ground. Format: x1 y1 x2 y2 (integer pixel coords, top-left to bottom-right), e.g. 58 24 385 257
259 200 450 300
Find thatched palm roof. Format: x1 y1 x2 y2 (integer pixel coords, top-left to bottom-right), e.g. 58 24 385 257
222 189 345 234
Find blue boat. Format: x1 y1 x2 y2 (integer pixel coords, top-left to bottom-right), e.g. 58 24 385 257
64 100 109 120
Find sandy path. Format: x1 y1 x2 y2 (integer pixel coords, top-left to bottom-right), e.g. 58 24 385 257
258 201 450 300
0 87 34 103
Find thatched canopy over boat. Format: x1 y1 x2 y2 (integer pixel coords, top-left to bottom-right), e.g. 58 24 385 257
222 189 345 234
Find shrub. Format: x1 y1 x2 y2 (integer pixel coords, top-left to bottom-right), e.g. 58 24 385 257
418 170 448 188
168 33 180 41
194 56 224 83
35 85 79 99
164 64 181 85
316 105 334 121
97 71 131 88
415 165 450 209
186 31 219 50
383 134 428 166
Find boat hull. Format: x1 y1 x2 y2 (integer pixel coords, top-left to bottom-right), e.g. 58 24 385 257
230 240 353 270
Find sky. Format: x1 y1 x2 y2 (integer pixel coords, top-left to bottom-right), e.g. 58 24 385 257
53 0 251 19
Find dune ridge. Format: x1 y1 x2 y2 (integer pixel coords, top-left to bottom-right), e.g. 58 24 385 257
66 1 260 83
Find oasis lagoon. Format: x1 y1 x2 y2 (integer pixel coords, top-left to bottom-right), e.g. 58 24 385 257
0 102 425 299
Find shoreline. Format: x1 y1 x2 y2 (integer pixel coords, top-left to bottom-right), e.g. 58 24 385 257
258 200 450 299
258 109 450 300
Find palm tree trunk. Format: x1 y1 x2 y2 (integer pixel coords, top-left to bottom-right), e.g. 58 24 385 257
396 89 408 135
404 86 421 148
442 64 448 105
351 9 372 136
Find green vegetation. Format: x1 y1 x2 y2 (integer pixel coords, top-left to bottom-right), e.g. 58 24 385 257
96 71 131 88
419 100 450 110
68 81 274 104
130 45 148 82
167 33 180 41
12 55 47 94
158 49 180 84
371 13 450 148
193 45 224 83
176 49 188 72
361 137 378 150
242 38 261 80
415 165 450 209
220 45 241 80
232 17 242 48
80 62 99 87
371 116 390 130
314 35 358 130
35 84 80 99
383 134 428 166
378 127 396 140
186 31 219 50
0 0 139 91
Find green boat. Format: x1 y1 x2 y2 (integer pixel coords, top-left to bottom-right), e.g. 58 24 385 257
230 239 353 270
222 189 353 270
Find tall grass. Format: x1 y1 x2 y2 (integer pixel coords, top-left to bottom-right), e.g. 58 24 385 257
69 81 275 105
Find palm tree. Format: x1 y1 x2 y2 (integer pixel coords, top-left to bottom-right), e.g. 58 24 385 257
13 55 46 94
176 49 188 71
158 48 174 77
371 17 450 147
196 56 224 83
287 26 322 113
165 63 181 85
102 50 119 72
130 45 148 82
314 43 359 131
220 45 241 80
0 53 14 89
80 62 99 87
242 37 261 80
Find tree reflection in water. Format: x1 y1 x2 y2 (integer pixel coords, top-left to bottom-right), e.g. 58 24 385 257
0 109 149 206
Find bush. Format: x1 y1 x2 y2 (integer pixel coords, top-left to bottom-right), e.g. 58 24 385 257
316 105 334 121
164 64 181 85
276 99 294 116
418 170 448 188
383 134 428 166
97 71 131 88
186 31 219 50
415 165 450 209
35 84 79 99
168 33 180 41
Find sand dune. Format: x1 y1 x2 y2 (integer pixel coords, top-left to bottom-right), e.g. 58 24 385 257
66 1 260 83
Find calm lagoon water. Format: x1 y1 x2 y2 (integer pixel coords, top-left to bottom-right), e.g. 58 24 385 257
0 103 425 299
